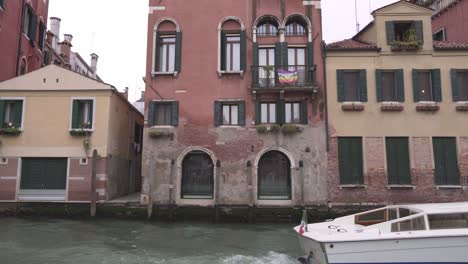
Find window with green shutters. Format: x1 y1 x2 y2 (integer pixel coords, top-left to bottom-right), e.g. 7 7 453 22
23 5 37 43
433 137 460 186
220 30 246 72
337 70 367 102
148 101 179 127
386 137 411 185
71 99 94 129
376 70 404 102
154 31 182 73
451 69 468 101
338 137 364 185
412 69 442 102
386 20 423 47
0 99 24 128
214 101 245 126
285 101 308 124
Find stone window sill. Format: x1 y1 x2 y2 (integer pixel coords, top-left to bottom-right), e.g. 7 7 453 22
341 102 365 111
386 185 416 190
435 185 464 190
339 184 367 189
217 70 244 78
151 71 179 78
381 102 404 112
416 101 439 112
455 101 468 111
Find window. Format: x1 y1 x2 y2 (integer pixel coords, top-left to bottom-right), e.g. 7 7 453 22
38 22 46 51
382 72 396 101
225 35 240 71
433 137 460 185
223 104 238 125
386 20 423 45
258 151 291 200
413 69 441 102
0 0 4 10
429 213 468 230
338 137 363 184
23 5 37 42
214 101 245 126
148 101 179 126
285 102 300 124
219 20 246 73
376 69 404 102
260 103 276 124
391 216 426 232
80 158 88 165
452 70 468 101
71 99 94 129
258 48 275 87
159 36 176 72
0 100 23 128
285 20 306 36
337 70 368 102
0 157 7 165
433 28 446 41
386 137 411 185
181 151 214 199
257 20 278 36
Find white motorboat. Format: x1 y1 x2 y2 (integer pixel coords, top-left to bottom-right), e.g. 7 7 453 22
294 203 468 264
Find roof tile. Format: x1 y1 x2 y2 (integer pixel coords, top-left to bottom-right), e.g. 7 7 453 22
434 40 468 50
326 39 378 50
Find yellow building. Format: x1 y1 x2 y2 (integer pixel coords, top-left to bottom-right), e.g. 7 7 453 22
0 65 143 202
325 1 468 204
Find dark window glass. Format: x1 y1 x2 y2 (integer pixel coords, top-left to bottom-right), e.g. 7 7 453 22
285 21 306 36
343 71 360 101
222 104 239 125
155 103 172 125
382 71 397 101
181 152 214 199
260 103 276 124
257 22 278 36
417 71 433 101
433 29 446 41
285 102 300 124
394 22 413 41
457 71 468 101
258 151 291 200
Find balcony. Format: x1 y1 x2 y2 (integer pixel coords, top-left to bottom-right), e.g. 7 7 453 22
251 65 318 93
431 0 459 17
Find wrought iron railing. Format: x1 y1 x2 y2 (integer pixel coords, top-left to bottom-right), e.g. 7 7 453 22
251 65 316 89
430 0 458 16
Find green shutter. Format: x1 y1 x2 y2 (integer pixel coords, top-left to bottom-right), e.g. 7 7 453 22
432 69 442 102
275 42 282 84
0 0 4 9
252 43 259 85
451 69 459 102
220 31 226 71
276 99 285 125
337 70 345 102
154 32 161 72
175 31 182 73
13 100 23 128
171 101 179 126
396 69 405 102
240 30 246 71
0 100 5 127
413 21 424 44
386 138 411 185
359 70 367 102
338 138 349 184
339 137 363 184
351 138 364 184
306 42 314 66
148 101 155 127
433 138 460 185
255 101 261 125
20 158 67 190
88 100 93 129
385 21 395 45
376 69 383 102
214 101 222 127
281 42 288 67
300 100 308 125
71 100 80 129
238 101 245 126
29 14 38 42
412 69 419 102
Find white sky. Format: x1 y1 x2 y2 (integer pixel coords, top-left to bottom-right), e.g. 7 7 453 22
48 0 397 102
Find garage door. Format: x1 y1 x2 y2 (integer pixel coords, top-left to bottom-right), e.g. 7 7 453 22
20 158 67 190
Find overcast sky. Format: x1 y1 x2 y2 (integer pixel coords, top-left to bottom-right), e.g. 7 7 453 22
48 0 397 102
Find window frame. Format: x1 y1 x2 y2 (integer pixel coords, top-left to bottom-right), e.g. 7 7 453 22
154 102 173 126
0 97 25 130
456 70 468 101
148 100 179 127
257 22 278 37
382 70 398 102
284 102 301 124
70 97 96 131
221 103 239 126
285 21 306 36
416 70 434 102
343 70 361 102
224 34 241 72
260 102 277 124
433 27 446 41
158 35 176 73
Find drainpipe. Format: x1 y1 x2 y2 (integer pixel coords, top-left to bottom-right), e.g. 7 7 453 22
322 41 329 152
16 0 26 76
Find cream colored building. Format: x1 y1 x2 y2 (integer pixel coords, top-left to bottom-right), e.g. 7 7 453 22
325 1 468 204
0 65 143 202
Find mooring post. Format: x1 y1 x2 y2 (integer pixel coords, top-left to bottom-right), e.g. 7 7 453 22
169 159 175 221
214 160 221 223
299 160 304 207
246 160 255 223
147 182 153 220
90 149 98 217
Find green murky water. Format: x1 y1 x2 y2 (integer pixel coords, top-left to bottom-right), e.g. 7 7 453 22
0 218 302 264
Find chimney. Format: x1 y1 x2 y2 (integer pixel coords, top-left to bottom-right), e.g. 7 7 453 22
140 91 145 101
49 17 61 53
124 87 129 100
60 39 72 66
90 53 98 78
64 34 73 43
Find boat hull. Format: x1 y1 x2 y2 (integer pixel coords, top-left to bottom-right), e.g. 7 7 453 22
298 234 468 264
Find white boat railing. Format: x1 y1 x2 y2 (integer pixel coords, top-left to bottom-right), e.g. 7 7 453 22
430 0 459 16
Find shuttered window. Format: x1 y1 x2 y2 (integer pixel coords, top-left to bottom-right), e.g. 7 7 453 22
23 5 37 43
214 101 245 126
0 100 23 129
337 70 367 102
221 30 246 72
386 20 423 45
285 101 308 124
433 137 460 186
71 99 94 129
412 69 442 102
154 31 182 73
260 103 276 124
20 158 67 190
386 137 411 185
148 101 179 127
451 69 468 101
377 69 404 102
338 137 364 184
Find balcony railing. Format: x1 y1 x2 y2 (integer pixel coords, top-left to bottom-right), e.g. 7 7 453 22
251 65 316 89
430 0 458 16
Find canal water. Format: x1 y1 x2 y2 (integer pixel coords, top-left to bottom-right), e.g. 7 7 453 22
0 218 302 264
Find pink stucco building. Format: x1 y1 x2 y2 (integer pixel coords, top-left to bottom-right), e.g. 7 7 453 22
142 0 327 209
430 0 468 42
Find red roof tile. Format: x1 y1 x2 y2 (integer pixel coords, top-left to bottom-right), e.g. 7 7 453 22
326 39 379 51
434 40 468 50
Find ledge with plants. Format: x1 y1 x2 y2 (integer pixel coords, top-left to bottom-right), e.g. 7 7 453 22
256 124 302 135
0 127 22 136
70 123 93 136
390 29 423 51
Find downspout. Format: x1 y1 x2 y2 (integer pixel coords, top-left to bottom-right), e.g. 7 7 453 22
319 8 330 152
16 0 26 76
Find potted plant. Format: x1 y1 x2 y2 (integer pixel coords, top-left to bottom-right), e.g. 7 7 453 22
390 29 422 51
70 122 92 136
0 123 22 136
281 124 301 135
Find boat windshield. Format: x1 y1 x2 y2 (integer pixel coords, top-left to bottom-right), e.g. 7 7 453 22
355 207 418 226
391 216 426 232
428 213 468 230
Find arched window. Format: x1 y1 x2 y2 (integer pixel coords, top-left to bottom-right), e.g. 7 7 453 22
154 19 182 74
285 17 307 36
258 151 291 200
257 17 279 37
181 151 214 199
219 17 246 73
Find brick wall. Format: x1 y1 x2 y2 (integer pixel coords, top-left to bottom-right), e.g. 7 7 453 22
0 158 18 200
67 157 108 202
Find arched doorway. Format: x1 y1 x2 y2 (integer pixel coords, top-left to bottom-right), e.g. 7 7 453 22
181 151 214 199
258 151 291 200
